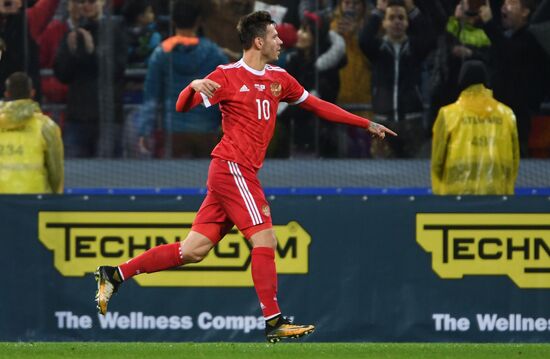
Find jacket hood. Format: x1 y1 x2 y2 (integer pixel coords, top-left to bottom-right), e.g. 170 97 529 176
161 36 204 76
0 99 41 130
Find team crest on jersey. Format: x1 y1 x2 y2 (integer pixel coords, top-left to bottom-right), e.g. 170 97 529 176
262 204 271 217
270 82 282 97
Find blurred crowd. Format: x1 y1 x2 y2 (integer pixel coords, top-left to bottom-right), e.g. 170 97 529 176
1 0 549 159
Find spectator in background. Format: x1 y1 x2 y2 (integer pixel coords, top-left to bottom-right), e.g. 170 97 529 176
121 0 162 132
39 0 83 104
257 0 301 27
360 0 434 158
54 0 127 158
530 0 550 115
413 0 450 33
431 60 519 195
480 0 547 157
202 0 255 60
299 0 334 21
332 0 374 157
137 0 228 158
283 10 347 157
0 0 60 101
430 0 492 121
530 0 550 62
122 0 162 68
0 72 64 194
412 0 451 129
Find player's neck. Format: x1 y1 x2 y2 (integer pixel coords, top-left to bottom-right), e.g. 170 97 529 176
242 51 267 71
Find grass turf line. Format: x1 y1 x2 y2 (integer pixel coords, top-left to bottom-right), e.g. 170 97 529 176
2 343 550 359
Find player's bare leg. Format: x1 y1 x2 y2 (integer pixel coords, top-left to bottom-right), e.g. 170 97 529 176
95 231 213 315
250 229 315 342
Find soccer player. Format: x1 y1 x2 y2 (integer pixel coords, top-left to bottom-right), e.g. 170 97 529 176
95 10 396 343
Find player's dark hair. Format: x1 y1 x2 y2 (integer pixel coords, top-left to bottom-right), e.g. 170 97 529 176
237 11 275 50
122 0 152 25
171 0 201 29
387 0 406 8
5 72 33 100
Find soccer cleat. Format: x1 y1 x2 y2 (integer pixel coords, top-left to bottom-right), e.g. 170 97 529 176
95 266 121 315
265 316 315 343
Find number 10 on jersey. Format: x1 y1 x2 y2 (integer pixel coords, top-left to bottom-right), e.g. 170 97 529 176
255 99 271 121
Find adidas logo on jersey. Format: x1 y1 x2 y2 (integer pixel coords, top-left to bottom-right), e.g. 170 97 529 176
239 85 250 92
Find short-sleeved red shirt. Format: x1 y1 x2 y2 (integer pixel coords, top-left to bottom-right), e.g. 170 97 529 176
201 59 308 171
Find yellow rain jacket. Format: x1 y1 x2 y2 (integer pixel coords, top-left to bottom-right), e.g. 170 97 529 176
0 99 64 194
431 85 519 195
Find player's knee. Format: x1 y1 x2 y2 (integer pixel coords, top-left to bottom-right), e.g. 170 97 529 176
267 234 277 249
251 229 277 249
269 230 278 248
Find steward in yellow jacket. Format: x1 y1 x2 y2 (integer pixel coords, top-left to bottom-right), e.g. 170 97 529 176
0 72 64 194
431 61 519 195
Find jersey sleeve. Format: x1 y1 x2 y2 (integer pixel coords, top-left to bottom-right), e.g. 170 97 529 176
281 72 309 105
200 67 228 108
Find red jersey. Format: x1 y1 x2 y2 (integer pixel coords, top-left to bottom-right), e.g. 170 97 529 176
200 59 308 171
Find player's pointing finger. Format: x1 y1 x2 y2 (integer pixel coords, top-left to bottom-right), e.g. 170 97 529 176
384 126 398 137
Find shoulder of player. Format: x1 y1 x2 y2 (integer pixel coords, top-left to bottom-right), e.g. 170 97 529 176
266 65 294 85
217 61 243 71
216 62 288 74
265 64 287 73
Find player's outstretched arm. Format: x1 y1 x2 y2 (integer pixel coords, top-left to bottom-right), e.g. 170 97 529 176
298 94 397 139
175 79 221 112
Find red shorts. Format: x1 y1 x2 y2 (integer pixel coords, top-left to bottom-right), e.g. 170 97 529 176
192 158 272 243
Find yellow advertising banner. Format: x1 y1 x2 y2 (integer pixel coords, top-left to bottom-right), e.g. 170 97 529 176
39 212 311 287
417 213 550 288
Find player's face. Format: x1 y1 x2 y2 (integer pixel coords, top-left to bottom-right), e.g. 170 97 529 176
260 24 283 62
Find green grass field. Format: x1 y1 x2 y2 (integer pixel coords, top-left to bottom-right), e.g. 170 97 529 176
2 342 550 359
